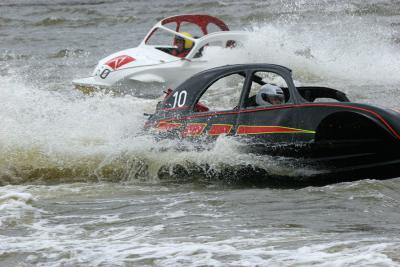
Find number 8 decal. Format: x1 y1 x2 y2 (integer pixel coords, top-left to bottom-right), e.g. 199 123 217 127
172 90 187 108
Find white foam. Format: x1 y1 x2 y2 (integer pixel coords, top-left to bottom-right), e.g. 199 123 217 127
0 186 40 227
0 74 166 183
203 18 400 90
246 19 400 86
0 74 299 182
0 74 155 153
263 240 397 267
1 184 399 266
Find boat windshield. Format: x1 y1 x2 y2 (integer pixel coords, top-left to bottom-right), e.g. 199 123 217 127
145 26 197 57
144 15 230 58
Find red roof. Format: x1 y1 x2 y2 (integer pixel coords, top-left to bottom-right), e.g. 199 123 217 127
161 14 229 35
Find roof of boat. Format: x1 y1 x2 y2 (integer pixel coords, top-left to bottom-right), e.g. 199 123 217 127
160 14 229 32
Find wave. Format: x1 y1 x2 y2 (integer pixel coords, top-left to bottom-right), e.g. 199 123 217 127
0 186 38 227
0 51 31 61
0 135 316 187
33 17 67 26
0 74 313 187
195 16 400 92
0 74 150 185
347 2 400 16
243 21 400 86
31 15 137 28
0 17 12 27
49 49 87 58
0 1 113 8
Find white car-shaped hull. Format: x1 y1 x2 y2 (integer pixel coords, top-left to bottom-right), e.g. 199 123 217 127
73 14 249 96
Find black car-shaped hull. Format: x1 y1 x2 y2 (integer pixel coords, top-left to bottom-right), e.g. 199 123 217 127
145 64 400 185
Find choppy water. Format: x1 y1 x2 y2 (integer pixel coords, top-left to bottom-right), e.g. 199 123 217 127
1 0 400 266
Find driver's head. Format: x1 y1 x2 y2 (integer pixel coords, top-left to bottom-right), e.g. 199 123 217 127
174 32 193 52
256 84 285 105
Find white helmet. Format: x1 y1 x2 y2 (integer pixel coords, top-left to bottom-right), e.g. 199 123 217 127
256 84 285 106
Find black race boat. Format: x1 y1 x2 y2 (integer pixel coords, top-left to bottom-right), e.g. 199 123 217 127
144 64 400 186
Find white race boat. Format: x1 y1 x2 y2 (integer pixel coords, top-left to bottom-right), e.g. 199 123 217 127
72 14 249 96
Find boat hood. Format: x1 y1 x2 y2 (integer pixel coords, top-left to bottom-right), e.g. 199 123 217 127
93 46 179 76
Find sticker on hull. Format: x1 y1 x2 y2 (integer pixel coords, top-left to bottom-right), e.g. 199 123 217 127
105 55 135 70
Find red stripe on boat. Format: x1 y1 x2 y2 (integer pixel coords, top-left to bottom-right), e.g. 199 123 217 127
156 121 181 131
182 123 207 137
208 124 232 135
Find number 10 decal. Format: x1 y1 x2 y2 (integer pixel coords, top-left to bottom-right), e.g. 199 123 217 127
172 90 187 108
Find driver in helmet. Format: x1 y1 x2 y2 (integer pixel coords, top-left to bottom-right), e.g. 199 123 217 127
172 32 194 58
256 84 285 106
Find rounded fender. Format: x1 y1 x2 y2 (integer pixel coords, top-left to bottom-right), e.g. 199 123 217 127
314 111 397 142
